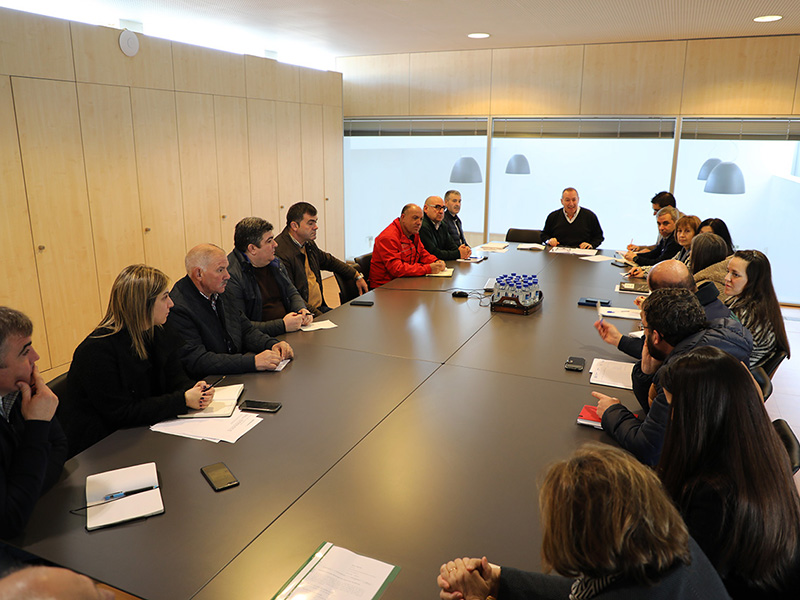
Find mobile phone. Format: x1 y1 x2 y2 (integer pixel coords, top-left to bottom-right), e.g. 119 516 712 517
200 462 239 492
350 299 374 306
565 356 586 372
240 400 282 413
578 297 610 307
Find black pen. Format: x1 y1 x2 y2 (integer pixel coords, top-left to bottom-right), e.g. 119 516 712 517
104 485 158 501
203 375 225 391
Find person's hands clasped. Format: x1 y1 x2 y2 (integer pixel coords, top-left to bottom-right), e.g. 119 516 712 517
579 242 593 249
458 245 472 259
185 381 214 410
437 557 499 600
298 309 313 326
271 341 293 360
255 349 283 371
18 365 58 422
430 260 447 274
547 238 559 247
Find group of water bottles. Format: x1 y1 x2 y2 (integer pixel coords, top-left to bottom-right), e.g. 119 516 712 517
491 273 541 307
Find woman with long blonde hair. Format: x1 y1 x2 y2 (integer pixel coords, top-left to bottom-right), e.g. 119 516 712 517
59 265 212 456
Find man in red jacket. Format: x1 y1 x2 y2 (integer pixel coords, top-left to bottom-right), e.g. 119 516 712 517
369 203 446 288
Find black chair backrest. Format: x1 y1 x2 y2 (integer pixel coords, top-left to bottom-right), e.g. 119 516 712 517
505 228 542 244
334 269 361 304
758 349 788 379
46 372 69 399
750 366 773 401
355 253 372 286
773 419 800 475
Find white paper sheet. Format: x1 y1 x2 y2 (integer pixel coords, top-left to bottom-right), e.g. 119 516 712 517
426 268 454 277
275 542 398 600
589 358 634 390
474 244 509 253
151 408 262 443
301 320 338 331
516 243 545 251
579 254 614 262
550 246 598 256
599 306 641 320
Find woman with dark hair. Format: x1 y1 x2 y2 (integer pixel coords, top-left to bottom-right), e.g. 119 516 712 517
437 445 729 600
690 232 731 295
724 250 790 367
59 265 213 456
699 217 734 254
658 346 800 599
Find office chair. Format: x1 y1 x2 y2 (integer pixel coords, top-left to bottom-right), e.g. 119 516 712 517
772 419 800 475
757 348 788 379
750 366 773 401
354 253 372 287
334 263 362 304
46 372 69 399
505 228 542 244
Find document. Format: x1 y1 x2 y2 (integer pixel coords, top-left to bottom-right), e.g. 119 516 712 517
274 358 291 371
151 408 262 443
85 462 163 531
614 251 637 267
474 243 508 253
427 268 454 277
598 306 641 320
516 243 545 251
550 246 598 256
579 254 614 262
589 358 634 390
178 384 244 418
457 255 487 263
273 542 400 600
301 320 338 331
615 283 650 295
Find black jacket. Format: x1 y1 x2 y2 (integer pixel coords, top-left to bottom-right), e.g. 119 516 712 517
633 233 681 266
274 227 358 313
168 275 279 378
58 326 193 456
225 248 306 335
419 214 461 260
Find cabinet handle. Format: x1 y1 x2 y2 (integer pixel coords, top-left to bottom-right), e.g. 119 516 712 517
144 227 151 233
38 245 45 251
221 214 227 220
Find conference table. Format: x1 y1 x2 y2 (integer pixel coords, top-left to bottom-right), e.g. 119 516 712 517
12 244 643 599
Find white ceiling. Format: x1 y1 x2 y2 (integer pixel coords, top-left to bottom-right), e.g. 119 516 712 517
4 0 800 68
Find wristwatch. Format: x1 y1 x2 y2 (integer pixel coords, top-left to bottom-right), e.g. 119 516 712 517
354 273 364 281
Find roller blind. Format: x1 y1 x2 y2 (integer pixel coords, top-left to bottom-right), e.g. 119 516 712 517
492 118 676 139
344 118 488 136
681 118 800 140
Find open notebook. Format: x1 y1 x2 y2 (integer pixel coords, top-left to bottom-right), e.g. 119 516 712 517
85 462 163 531
178 383 244 418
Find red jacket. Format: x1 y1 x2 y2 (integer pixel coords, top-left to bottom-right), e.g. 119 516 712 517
369 218 438 287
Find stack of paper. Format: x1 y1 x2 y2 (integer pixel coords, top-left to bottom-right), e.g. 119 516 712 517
517 243 545 251
599 306 641 320
475 242 509 253
179 384 244 418
426 268 454 277
550 246 598 256
301 320 338 331
85 463 163 530
589 358 634 390
151 408 262 443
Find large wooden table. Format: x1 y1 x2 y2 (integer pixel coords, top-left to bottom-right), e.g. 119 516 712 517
13 245 641 599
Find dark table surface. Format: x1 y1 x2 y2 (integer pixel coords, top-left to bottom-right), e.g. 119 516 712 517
13 243 643 599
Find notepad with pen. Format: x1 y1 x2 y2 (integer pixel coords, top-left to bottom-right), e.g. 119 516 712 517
85 462 164 530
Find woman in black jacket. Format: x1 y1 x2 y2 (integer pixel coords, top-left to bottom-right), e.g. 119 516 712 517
59 265 212 456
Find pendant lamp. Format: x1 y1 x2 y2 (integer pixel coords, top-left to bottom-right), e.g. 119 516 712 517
697 158 722 180
704 162 745 194
449 157 482 183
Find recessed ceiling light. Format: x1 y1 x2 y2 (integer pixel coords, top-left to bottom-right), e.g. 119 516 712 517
468 33 490 39
754 15 782 22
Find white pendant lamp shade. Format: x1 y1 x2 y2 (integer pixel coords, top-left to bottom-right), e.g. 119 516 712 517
450 157 483 183
704 162 745 194
697 158 722 180
505 154 531 174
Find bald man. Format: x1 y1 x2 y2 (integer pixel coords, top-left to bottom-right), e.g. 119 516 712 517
0 566 114 599
419 196 471 260
597 260 731 360
369 204 446 288
167 244 293 378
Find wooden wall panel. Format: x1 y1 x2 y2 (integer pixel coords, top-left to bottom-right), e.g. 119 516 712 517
0 76 51 370
337 54 410 116
300 104 326 249
275 102 304 227
410 50 492 115
300 69 342 107
214 95 252 252
581 41 686 115
795 60 800 115
245 55 301 102
71 22 174 89
0 7 74 80
13 77 101 366
683 36 800 115
322 105 345 260
130 88 187 283
176 92 222 248
491 46 584 115
77 83 146 307
173 42 246 97
247 98 281 223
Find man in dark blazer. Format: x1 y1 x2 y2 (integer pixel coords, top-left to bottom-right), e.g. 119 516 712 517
168 244 293 378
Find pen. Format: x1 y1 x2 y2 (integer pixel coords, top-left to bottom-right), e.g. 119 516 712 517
596 300 603 322
104 486 158 501
203 375 225 391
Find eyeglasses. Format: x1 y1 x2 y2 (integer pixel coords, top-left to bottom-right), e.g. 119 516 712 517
429 205 446 211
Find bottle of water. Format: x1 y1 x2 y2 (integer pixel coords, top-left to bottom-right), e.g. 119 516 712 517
532 276 540 302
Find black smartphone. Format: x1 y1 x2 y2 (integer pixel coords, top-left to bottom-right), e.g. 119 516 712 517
240 400 282 413
565 356 586 372
350 299 374 306
201 462 239 492
578 297 610 307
